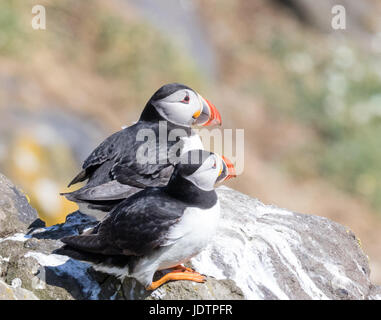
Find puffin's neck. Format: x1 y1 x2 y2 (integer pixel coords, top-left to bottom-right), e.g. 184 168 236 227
139 102 165 122
165 174 218 209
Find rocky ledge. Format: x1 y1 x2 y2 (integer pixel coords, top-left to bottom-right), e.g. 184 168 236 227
0 173 380 300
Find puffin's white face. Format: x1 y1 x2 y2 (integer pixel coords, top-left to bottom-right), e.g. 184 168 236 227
184 154 224 191
152 88 209 127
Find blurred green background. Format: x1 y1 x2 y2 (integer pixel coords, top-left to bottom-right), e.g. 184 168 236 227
0 0 380 283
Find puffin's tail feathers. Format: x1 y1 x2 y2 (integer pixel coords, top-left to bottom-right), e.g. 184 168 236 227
61 181 142 202
54 245 105 264
67 169 88 188
60 190 77 202
54 245 133 278
61 234 108 254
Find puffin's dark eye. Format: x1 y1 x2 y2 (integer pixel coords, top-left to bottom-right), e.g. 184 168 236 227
181 94 190 104
212 161 217 169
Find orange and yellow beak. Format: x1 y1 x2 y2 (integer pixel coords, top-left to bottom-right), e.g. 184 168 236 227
193 95 222 127
219 156 236 182
222 156 236 181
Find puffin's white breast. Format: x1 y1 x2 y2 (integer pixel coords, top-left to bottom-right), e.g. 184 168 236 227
180 131 204 155
129 200 220 286
156 200 220 270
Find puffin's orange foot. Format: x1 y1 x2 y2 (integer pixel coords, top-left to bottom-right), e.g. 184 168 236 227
146 271 206 290
171 264 197 273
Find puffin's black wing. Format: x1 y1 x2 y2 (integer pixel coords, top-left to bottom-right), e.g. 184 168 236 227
111 191 186 255
68 122 180 189
82 129 127 170
61 189 186 256
111 161 174 188
63 180 142 201
110 127 183 188
67 129 125 187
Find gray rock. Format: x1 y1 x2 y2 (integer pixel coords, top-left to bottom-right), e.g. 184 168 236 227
0 279 38 300
0 173 380 300
0 173 38 237
368 285 381 300
191 186 376 300
145 278 244 300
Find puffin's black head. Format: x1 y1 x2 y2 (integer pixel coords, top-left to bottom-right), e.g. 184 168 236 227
169 150 236 191
140 83 222 127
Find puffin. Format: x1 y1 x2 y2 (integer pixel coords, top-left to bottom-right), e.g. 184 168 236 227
61 83 221 220
57 150 236 290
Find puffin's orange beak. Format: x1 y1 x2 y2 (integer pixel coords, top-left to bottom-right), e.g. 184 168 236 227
193 95 222 127
202 98 222 127
221 156 236 181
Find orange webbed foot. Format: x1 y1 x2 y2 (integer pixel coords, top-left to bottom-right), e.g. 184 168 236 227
146 271 206 290
171 264 198 273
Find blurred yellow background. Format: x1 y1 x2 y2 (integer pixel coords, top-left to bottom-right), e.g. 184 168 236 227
0 0 380 283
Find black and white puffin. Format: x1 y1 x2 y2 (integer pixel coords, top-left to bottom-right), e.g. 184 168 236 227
57 150 236 290
62 83 221 220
